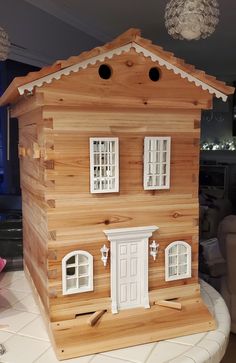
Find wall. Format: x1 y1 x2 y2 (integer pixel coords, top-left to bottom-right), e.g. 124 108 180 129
35 51 212 321
0 60 39 195
0 0 100 67
201 97 233 144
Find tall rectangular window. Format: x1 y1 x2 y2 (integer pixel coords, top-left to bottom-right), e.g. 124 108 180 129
90 138 119 193
143 137 171 190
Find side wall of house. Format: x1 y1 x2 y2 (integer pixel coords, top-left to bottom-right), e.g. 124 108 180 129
17 104 50 315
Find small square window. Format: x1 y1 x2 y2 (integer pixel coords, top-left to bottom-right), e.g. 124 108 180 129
67 278 77 290
67 256 75 264
79 276 89 288
66 266 76 277
78 265 88 275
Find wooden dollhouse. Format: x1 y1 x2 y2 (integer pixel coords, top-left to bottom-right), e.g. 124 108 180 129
0 29 234 360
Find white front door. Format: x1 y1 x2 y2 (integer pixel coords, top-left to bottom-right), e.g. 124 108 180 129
103 225 158 314
117 240 141 310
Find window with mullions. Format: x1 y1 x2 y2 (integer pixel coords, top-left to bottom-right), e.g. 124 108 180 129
62 251 93 295
143 137 171 190
165 241 191 281
90 138 119 193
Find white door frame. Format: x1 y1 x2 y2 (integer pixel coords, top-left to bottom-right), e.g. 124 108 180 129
104 226 158 314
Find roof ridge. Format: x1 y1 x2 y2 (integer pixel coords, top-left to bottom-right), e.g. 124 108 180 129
133 36 234 95
0 28 234 106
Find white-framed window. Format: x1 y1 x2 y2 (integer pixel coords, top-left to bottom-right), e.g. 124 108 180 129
165 241 191 282
90 138 119 193
62 250 93 295
143 137 171 190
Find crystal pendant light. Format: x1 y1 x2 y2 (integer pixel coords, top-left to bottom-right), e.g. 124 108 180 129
0 26 10 61
165 0 220 40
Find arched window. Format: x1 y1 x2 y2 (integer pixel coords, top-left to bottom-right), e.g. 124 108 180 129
165 241 191 281
62 251 93 295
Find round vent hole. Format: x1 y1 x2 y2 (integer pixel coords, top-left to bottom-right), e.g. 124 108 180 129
149 67 160 82
98 64 112 79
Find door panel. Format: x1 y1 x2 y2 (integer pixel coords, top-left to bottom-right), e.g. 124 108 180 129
120 283 127 303
130 257 137 276
120 258 127 278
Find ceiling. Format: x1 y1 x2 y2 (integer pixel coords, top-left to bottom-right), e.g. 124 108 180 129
1 0 236 83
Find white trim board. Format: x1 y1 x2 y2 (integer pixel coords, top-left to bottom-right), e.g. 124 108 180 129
104 225 159 240
17 42 228 102
17 43 132 95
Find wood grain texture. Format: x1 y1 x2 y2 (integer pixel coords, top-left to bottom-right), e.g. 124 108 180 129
14 46 217 358
39 50 212 111
1 28 233 107
155 300 182 310
51 294 215 360
41 105 201 320
18 108 49 314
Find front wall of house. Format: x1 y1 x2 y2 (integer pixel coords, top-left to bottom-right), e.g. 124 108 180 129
43 107 201 321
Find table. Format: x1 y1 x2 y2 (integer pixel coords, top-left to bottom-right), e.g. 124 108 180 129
0 273 231 363
89 280 231 363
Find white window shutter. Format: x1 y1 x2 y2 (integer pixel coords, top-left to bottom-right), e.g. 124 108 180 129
143 137 171 190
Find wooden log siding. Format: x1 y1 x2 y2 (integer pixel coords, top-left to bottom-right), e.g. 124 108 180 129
37 50 212 111
16 51 204 322
17 105 202 321
39 103 201 321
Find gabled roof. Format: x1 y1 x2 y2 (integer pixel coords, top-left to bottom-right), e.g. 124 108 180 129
0 28 234 106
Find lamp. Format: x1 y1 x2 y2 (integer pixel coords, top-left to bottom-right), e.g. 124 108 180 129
0 26 10 61
149 240 159 261
165 0 220 41
100 244 109 266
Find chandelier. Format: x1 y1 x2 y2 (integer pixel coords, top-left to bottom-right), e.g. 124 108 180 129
0 26 10 61
165 0 220 40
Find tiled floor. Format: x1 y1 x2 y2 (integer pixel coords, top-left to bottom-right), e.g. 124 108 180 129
0 271 231 363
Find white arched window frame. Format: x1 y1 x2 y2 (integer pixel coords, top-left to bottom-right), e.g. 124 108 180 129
165 241 191 282
62 250 93 295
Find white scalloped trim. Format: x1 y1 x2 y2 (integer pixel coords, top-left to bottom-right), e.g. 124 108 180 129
17 41 228 102
132 43 227 102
